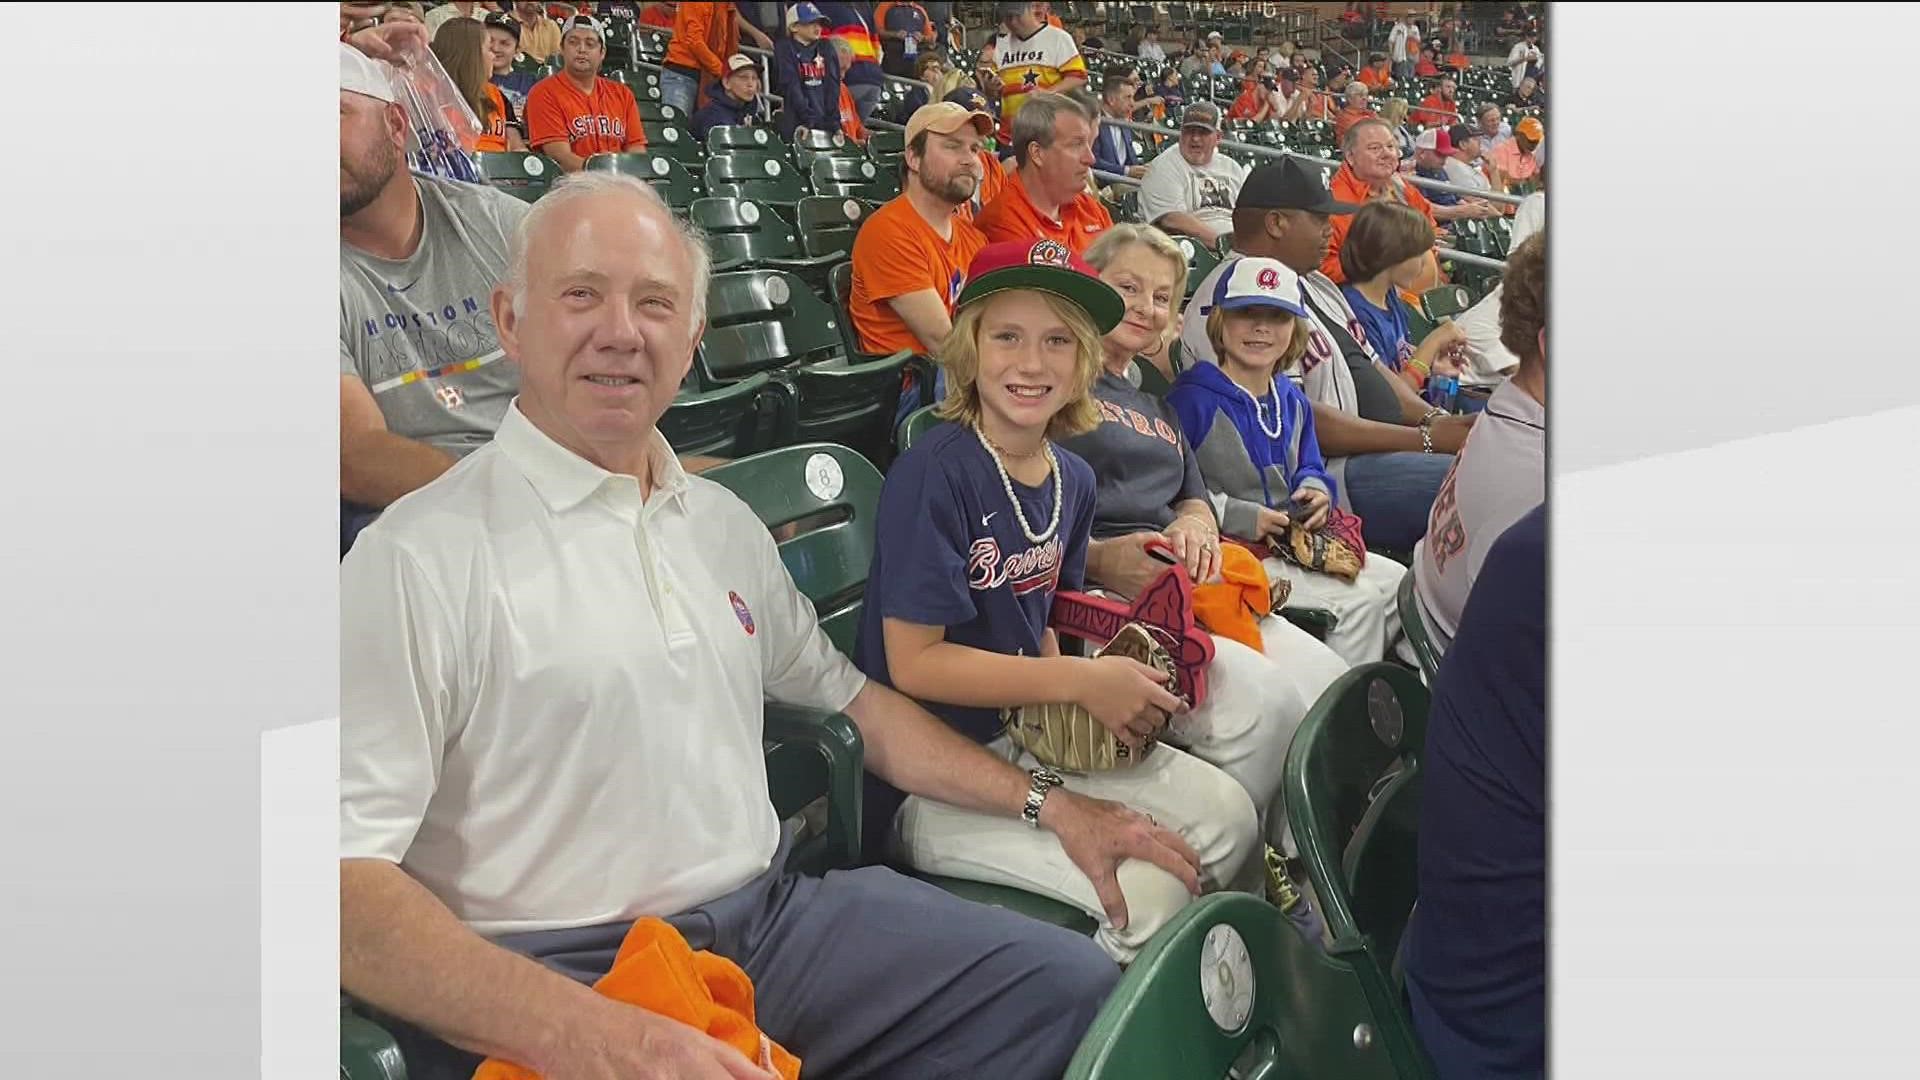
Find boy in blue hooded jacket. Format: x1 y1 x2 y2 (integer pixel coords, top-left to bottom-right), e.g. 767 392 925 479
1168 256 1408 667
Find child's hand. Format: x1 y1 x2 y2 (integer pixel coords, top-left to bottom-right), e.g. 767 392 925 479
1290 488 1331 532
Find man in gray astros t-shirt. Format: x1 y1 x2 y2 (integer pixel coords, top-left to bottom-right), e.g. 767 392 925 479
340 43 530 540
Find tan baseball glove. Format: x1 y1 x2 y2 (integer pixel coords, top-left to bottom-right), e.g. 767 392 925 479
1002 623 1180 773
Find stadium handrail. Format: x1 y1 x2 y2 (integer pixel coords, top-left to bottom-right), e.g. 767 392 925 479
1087 169 1510 271
1097 115 1525 207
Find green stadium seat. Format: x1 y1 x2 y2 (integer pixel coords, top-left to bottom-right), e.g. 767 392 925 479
866 128 906 156
706 124 787 154
641 119 705 164
1395 572 1443 682
582 152 701 211
636 99 685 124
1283 662 1431 989
1175 234 1222 299
809 155 900 201
701 269 847 381
793 126 865 169
704 150 807 214
339 1002 405 1080
477 151 558 202
897 403 945 450
794 194 880 259
659 370 782 458
826 261 938 423
1064 893 1430 1079
688 196 844 290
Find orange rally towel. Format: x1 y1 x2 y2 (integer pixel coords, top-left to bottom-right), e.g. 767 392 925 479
1190 542 1272 653
472 918 801 1080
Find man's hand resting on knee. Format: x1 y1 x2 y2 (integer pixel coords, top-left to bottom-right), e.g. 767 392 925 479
1039 789 1203 932
547 996 777 1080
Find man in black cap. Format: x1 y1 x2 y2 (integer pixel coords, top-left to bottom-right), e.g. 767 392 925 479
1178 158 1477 554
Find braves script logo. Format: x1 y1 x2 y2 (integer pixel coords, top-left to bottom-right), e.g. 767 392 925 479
728 591 756 635
968 535 1063 596
1256 266 1280 291
1028 239 1071 267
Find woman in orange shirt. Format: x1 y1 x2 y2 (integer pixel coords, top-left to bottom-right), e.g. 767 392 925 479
432 17 526 153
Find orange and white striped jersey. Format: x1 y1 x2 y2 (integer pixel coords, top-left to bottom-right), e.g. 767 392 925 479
989 23 1086 141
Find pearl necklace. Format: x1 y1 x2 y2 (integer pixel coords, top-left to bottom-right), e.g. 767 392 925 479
1236 377 1285 440
973 424 1063 545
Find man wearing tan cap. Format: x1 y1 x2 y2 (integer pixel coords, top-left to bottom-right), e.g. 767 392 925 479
1488 115 1542 193
1135 100 1248 248
849 100 991 370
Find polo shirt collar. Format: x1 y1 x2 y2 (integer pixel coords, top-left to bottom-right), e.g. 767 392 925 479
494 399 690 515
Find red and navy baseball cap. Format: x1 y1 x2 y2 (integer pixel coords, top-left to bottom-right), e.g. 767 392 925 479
956 239 1126 334
1206 256 1310 318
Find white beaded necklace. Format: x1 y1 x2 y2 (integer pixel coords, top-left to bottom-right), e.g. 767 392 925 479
1235 376 1286 440
973 424 1063 545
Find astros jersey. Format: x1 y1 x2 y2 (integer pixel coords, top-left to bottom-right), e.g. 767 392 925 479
524 73 646 159
990 24 1086 140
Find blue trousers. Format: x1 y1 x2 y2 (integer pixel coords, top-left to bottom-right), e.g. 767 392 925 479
1344 450 1455 553
382 829 1119 1080
661 65 700 113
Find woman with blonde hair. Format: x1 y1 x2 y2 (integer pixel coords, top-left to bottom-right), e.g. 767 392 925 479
1377 96 1414 162
431 16 524 152
854 238 1262 964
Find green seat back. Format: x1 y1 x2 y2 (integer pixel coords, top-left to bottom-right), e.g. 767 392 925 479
1065 893 1429 1079
898 404 945 449
706 123 786 154
634 29 669 63
702 443 883 656
1130 357 1172 398
658 371 777 458
477 151 557 202
783 350 912 466
1418 284 1472 321
1283 663 1431 971
810 155 899 201
866 128 906 156
641 119 704 163
1394 572 1443 682
636 99 686 124
794 195 878 259
582 151 700 209
340 1006 407 1080
690 197 808 268
702 269 847 380
1177 235 1222 298
704 151 807 208
794 127 863 169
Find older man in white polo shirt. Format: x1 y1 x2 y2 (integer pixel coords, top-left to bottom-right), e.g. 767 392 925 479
339 171 1214 1080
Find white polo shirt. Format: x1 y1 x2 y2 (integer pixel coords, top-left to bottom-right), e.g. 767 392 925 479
340 403 866 936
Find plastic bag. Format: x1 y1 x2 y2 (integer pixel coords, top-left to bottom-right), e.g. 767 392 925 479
377 35 484 183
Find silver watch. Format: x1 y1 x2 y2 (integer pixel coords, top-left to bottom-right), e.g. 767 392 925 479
1022 767 1065 828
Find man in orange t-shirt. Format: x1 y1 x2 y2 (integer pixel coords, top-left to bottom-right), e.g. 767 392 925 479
1410 76 1458 128
972 92 1112 257
1322 117 1440 287
850 101 993 359
524 15 646 171
850 100 993 430
1356 53 1394 91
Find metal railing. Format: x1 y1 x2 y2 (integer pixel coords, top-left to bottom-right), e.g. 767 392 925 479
1100 115 1525 207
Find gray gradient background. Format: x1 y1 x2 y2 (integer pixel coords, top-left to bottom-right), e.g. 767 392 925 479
0 3 1915 1076
0 3 337 1074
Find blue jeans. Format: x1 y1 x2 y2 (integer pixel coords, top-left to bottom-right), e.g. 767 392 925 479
1343 451 1455 553
660 66 700 113
847 80 883 123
